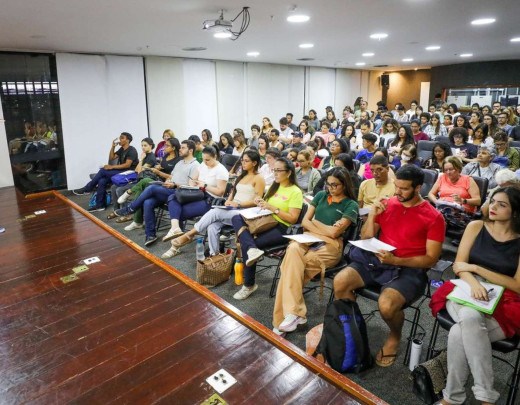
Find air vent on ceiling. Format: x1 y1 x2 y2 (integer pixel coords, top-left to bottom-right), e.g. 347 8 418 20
297 58 315 61
373 64 388 67
182 47 207 51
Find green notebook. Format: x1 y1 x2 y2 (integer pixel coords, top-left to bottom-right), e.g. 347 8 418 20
447 279 504 315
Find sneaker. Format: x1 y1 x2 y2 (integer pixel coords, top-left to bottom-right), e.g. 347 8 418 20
124 221 144 231
161 246 181 259
272 327 286 337
246 248 264 267
233 284 258 300
144 235 158 247
219 234 232 242
87 205 105 212
114 205 134 217
278 314 307 333
162 228 183 242
117 190 131 204
73 188 87 196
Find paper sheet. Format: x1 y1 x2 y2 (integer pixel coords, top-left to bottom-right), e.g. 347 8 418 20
283 234 324 244
239 206 273 219
348 237 396 253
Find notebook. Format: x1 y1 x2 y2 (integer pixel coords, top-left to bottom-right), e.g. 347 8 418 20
447 279 504 315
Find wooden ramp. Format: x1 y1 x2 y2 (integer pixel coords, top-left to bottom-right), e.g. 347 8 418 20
0 187 386 404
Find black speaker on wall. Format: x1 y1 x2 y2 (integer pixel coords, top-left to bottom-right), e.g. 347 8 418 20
381 74 390 87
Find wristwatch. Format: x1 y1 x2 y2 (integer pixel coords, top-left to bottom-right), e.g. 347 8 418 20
462 198 467 204
274 208 280 215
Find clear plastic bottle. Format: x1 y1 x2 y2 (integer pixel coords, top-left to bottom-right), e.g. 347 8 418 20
234 258 244 285
196 237 205 262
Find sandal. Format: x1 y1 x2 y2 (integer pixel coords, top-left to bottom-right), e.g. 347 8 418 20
106 212 118 220
115 214 133 223
375 348 398 367
172 233 194 248
161 246 181 259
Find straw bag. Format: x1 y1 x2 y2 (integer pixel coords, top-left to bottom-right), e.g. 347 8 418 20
196 249 234 287
411 350 448 404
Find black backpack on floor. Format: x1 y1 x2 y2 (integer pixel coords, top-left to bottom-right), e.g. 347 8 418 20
314 299 373 373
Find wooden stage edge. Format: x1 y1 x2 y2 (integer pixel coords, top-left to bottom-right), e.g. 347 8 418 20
44 190 386 405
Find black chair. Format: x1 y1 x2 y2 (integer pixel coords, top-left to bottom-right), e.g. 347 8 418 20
417 140 437 162
510 140 520 149
427 308 520 405
420 168 439 198
221 154 240 172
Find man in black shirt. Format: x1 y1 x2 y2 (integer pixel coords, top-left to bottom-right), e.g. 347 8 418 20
73 132 139 211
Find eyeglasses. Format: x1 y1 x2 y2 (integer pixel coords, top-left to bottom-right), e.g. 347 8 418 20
325 182 340 189
273 169 289 173
494 142 506 147
370 167 386 174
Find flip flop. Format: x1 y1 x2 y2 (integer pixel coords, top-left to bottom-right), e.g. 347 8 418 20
172 233 194 248
375 348 398 367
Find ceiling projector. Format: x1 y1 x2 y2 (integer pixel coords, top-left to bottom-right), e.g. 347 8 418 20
203 17 232 31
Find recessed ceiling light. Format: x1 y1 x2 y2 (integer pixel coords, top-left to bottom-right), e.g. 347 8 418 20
471 18 496 25
402 58 414 62
355 62 366 66
214 31 232 39
362 52 375 57
299 43 314 49
425 45 441 50
297 58 315 61
370 33 388 40
287 14 310 23
511 37 520 42
460 53 473 58
247 51 260 57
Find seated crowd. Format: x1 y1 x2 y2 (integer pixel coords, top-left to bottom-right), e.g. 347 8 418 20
72 98 520 405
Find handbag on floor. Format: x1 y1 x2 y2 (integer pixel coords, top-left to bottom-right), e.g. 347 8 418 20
196 248 235 287
411 350 448 404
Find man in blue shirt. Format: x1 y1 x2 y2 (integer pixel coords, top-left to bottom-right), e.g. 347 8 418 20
355 132 378 164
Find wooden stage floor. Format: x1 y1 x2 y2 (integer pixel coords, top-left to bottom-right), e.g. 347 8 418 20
0 187 386 404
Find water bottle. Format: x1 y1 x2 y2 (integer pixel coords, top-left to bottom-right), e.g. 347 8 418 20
234 258 244 285
409 337 423 371
196 237 205 262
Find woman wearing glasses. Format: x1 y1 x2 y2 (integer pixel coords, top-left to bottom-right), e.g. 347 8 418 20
295 149 321 194
272 167 358 335
492 131 520 171
162 150 265 258
232 158 303 300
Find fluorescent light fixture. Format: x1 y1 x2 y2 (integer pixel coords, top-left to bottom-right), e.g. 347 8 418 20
370 33 388 40
299 43 314 49
425 45 441 50
214 31 232 39
362 52 375 57
460 53 473 58
402 58 414 62
511 37 520 42
355 62 366 66
287 14 310 23
247 51 260 57
471 18 495 25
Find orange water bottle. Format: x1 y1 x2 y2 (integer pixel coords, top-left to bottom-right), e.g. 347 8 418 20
234 258 244 285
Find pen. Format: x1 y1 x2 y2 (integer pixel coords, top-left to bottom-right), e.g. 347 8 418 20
487 288 494 293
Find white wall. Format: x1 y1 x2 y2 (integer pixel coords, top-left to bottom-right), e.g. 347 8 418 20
215 61 246 135
0 111 14 188
56 53 148 189
306 67 336 119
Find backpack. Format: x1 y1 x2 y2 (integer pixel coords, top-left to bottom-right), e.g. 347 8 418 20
88 191 111 209
314 299 373 373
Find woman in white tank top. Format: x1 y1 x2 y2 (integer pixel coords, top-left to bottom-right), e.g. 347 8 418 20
162 150 266 258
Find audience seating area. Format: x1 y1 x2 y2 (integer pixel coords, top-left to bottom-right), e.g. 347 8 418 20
69 99 520 405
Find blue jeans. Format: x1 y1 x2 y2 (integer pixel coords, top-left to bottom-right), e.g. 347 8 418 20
85 168 124 207
128 185 175 238
232 215 288 287
167 195 212 225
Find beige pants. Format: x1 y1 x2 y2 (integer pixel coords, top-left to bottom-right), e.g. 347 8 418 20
272 235 342 328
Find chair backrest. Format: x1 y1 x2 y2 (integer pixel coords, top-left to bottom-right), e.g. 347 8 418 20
352 159 361 172
220 154 240 171
471 175 489 208
417 140 436 162
510 140 520 148
344 216 362 245
436 136 450 144
420 168 439 198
